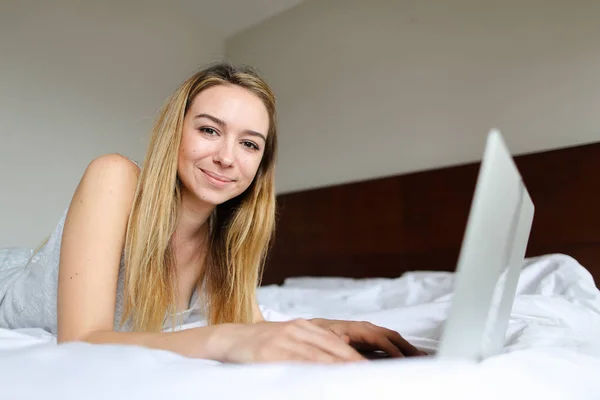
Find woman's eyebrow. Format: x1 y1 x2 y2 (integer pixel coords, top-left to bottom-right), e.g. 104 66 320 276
194 113 266 143
194 113 226 127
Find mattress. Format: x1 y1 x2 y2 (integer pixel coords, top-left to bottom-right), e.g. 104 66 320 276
1 253 599 399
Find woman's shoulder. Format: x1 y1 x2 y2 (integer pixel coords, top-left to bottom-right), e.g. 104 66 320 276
70 154 141 220
80 154 141 195
85 153 141 176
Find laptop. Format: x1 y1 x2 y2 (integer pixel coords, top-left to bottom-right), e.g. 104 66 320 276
366 129 535 362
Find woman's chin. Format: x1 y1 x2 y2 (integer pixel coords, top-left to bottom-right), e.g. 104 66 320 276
195 190 238 207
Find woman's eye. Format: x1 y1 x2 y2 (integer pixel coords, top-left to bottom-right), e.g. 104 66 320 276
199 127 218 136
241 141 259 151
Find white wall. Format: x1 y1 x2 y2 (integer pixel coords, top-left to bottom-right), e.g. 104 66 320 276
226 0 600 194
0 1 224 247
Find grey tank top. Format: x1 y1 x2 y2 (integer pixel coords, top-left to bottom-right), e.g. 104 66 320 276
0 208 205 335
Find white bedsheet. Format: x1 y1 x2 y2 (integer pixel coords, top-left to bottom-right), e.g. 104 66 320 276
1 253 599 399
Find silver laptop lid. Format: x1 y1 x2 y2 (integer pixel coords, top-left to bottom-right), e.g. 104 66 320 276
436 130 535 361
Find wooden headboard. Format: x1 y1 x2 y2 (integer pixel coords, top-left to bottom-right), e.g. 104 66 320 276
262 141 600 287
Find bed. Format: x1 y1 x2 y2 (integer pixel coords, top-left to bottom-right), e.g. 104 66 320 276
1 141 600 399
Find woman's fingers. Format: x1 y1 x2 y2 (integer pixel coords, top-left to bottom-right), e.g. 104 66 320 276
351 323 404 357
353 322 425 357
290 319 365 362
384 328 424 357
366 334 405 358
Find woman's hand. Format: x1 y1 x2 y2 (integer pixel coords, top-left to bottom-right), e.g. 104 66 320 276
207 319 367 364
309 318 426 358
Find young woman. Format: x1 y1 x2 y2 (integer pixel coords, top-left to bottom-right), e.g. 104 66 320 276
0 63 423 363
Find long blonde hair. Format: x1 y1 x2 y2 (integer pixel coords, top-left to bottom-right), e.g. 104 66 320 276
121 63 278 332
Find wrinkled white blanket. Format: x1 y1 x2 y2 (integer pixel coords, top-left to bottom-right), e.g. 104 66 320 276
1 253 599 399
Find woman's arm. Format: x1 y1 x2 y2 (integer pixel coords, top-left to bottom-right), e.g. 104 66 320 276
57 153 140 343
55 154 223 359
81 327 223 359
81 320 365 363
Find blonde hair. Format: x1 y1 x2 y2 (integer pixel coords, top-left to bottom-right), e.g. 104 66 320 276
121 62 278 331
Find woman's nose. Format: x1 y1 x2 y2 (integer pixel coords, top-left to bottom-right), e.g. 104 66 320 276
213 141 235 167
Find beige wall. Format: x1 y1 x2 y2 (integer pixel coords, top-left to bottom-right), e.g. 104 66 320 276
0 1 224 247
3 0 600 247
226 0 600 194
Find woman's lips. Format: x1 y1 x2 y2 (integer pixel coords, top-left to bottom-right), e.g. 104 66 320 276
200 169 234 187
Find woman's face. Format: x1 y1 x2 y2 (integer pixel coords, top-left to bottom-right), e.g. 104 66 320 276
177 84 269 207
